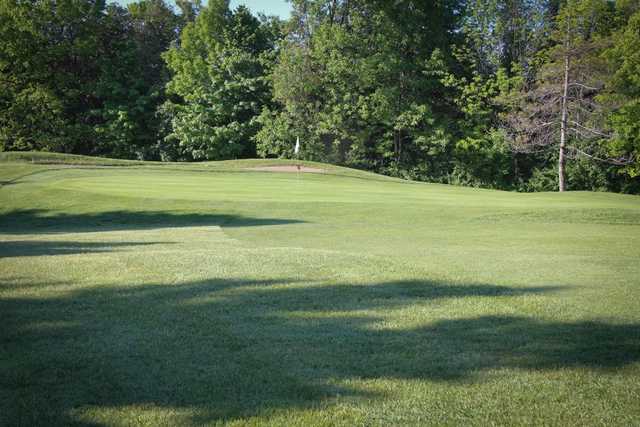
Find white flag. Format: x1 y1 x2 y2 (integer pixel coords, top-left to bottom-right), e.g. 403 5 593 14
294 137 300 155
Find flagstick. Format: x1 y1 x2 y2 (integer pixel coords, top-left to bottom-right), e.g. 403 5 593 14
294 136 301 182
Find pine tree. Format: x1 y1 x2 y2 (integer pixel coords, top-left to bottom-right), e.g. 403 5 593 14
504 0 625 191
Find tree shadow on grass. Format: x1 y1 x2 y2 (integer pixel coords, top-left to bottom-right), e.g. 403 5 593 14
0 240 174 258
0 209 305 234
1 278 638 425
0 168 61 188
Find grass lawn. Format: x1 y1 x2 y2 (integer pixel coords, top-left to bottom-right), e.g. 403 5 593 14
1 152 640 426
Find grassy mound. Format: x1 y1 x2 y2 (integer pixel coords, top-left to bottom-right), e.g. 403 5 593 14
0 151 147 166
0 151 401 182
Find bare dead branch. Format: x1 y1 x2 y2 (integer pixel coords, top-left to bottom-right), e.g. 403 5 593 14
567 82 600 91
568 120 611 138
568 146 636 165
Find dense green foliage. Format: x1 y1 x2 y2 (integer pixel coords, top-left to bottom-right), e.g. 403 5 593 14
0 0 182 158
605 7 640 178
1 157 640 424
1 0 639 192
161 1 280 160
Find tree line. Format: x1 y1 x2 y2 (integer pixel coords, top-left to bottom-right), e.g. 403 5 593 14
1 0 639 192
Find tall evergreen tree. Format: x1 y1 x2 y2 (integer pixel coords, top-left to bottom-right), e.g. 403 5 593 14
503 0 627 191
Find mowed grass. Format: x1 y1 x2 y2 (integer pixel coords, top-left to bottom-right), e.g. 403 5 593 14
1 153 640 426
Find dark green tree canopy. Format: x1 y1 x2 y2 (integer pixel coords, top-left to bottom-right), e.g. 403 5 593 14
161 1 280 160
0 0 638 192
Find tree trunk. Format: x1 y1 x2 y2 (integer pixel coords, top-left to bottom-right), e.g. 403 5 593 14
340 0 350 26
558 29 570 192
394 129 400 162
329 0 337 26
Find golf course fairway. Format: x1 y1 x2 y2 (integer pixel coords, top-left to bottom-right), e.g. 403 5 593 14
1 153 640 426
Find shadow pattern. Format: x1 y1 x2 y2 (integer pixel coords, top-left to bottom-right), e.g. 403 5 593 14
1 278 638 425
0 240 173 258
0 209 305 234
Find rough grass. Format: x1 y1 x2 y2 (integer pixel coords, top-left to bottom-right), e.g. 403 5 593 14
1 155 639 426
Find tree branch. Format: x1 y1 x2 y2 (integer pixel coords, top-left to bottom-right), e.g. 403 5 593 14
568 120 611 138
568 146 635 165
567 82 600 91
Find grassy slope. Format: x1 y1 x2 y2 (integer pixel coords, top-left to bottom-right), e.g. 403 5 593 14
0 151 397 181
1 155 639 426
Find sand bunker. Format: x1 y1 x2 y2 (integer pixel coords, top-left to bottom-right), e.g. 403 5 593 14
248 165 325 173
